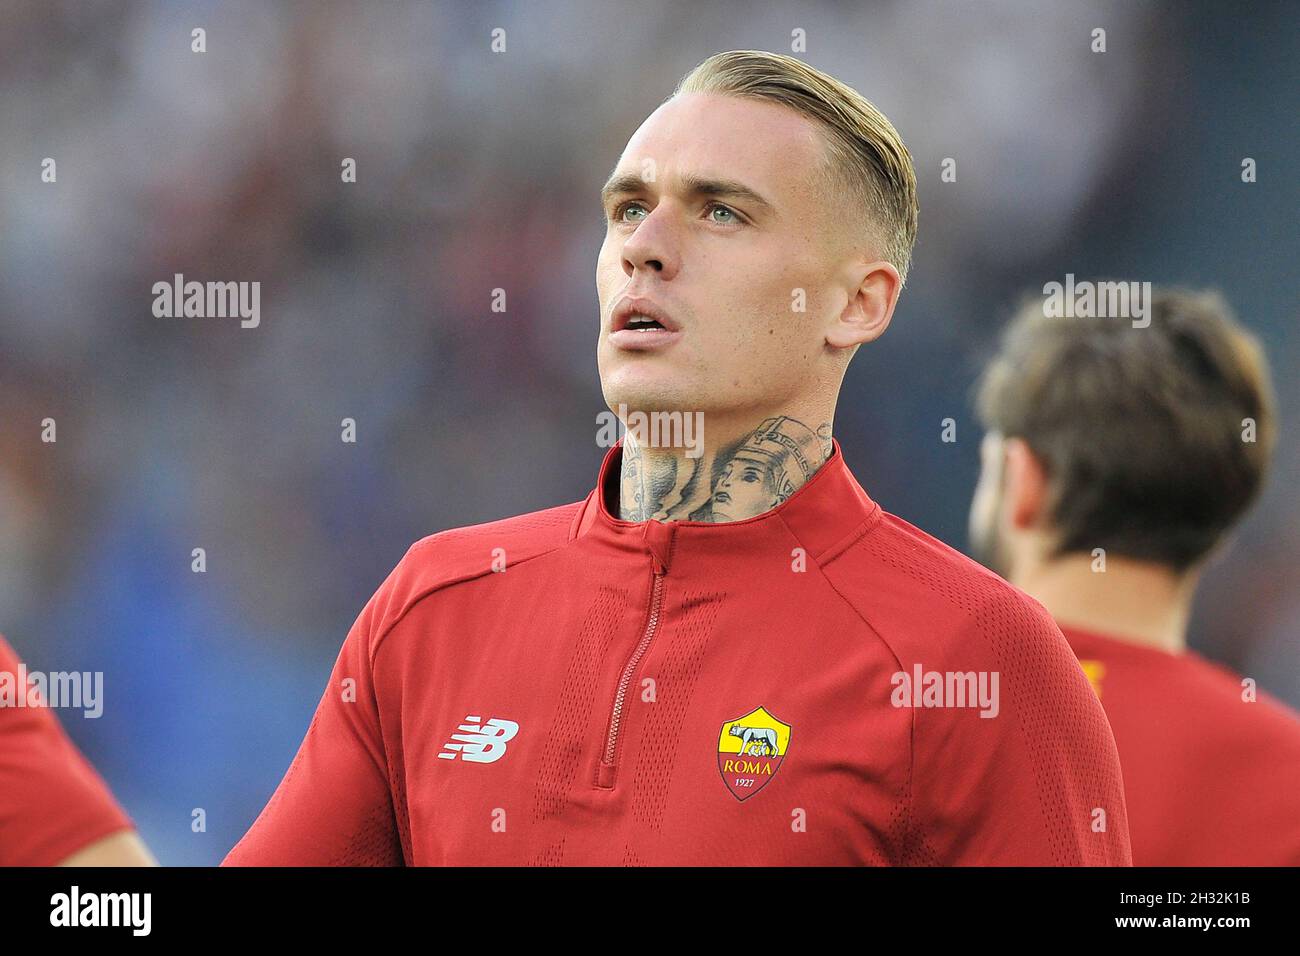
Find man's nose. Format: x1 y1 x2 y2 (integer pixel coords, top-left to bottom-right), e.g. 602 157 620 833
622 208 678 277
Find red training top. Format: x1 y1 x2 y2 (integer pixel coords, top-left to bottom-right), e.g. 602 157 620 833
0 634 134 865
1065 624 1300 865
225 438 1131 865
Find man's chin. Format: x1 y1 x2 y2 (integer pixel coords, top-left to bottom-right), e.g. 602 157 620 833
601 380 701 418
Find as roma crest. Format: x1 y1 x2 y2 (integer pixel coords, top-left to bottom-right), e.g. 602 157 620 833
717 706 791 802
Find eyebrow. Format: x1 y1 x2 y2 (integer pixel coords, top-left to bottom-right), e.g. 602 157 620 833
599 171 775 216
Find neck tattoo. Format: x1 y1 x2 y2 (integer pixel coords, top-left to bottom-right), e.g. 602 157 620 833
618 415 833 523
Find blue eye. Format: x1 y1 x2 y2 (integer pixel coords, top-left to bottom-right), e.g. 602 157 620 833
614 201 647 223
609 200 743 225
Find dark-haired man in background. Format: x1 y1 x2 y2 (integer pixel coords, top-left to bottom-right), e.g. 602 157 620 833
970 287 1300 865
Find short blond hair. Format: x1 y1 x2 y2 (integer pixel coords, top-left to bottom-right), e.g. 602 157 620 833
674 50 918 284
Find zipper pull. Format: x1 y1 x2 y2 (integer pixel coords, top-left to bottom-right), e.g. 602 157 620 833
643 519 673 576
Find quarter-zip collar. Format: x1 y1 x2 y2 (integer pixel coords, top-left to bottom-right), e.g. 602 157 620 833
569 435 882 571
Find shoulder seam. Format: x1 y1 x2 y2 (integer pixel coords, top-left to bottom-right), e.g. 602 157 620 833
369 533 575 667
789 498 884 566
806 552 914 858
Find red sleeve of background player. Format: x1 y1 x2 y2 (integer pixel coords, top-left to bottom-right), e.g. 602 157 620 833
911 596 1133 865
0 634 135 866
221 551 413 866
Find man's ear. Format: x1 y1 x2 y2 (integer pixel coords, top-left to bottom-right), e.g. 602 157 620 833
825 261 901 350
1003 437 1049 529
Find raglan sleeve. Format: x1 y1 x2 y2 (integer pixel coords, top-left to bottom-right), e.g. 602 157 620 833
0 635 136 866
222 548 417 866
910 592 1133 866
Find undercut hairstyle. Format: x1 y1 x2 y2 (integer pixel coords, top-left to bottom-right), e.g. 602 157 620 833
673 50 918 285
975 287 1277 572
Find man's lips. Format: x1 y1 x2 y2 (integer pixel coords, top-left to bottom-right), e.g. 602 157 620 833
611 296 681 332
608 326 683 351
609 296 683 351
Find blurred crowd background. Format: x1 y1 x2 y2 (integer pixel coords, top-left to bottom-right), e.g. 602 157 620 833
0 0 1295 864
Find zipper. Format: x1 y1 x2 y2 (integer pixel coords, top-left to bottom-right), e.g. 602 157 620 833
597 563 665 788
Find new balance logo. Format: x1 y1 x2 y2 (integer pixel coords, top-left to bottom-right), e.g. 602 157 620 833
438 715 519 763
